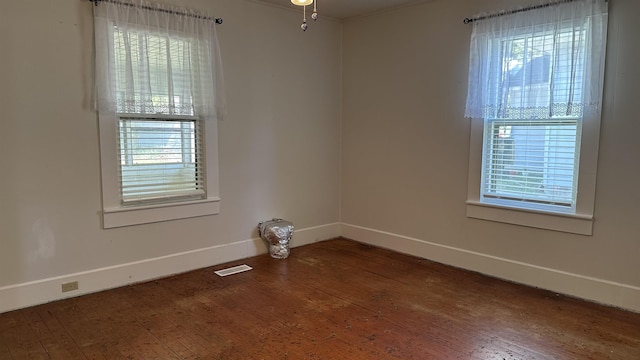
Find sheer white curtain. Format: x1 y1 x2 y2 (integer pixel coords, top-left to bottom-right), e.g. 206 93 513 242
93 0 225 121
464 0 608 120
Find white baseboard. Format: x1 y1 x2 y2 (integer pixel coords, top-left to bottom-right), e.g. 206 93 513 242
5 222 638 314
342 223 640 313
0 223 340 314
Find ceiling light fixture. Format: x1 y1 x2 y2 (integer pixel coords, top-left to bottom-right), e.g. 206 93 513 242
291 0 318 31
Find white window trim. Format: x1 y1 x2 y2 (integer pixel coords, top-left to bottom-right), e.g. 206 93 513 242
466 112 600 236
98 113 220 228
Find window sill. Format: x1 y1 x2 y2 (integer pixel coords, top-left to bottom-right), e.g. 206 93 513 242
103 197 220 229
466 200 593 235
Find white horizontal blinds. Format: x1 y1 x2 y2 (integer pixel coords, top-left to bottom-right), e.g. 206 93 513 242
492 23 587 119
480 23 586 208
93 0 225 120
113 27 196 116
119 118 205 204
465 0 608 120
482 119 579 206
111 20 207 204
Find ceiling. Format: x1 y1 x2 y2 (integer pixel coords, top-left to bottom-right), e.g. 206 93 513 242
256 0 431 20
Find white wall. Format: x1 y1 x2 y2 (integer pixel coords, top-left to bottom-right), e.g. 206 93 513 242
341 0 640 312
0 0 341 312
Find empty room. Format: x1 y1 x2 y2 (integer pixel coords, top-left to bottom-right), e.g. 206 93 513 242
1 0 639 358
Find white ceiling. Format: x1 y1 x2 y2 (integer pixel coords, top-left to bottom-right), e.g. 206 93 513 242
256 0 432 20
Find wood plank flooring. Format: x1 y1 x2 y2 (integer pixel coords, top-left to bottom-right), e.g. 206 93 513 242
1 238 639 359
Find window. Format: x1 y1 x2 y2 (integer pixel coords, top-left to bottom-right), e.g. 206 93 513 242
464 0 608 235
481 27 585 213
93 0 225 228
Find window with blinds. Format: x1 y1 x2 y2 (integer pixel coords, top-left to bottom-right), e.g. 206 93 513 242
112 28 197 116
111 27 207 205
93 0 225 227
479 25 587 212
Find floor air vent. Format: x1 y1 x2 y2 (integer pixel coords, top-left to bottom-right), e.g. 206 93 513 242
214 264 253 277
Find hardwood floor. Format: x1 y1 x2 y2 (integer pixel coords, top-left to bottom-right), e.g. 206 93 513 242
1 238 639 359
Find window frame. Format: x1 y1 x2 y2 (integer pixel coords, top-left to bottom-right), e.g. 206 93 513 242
94 15 222 229
479 116 582 213
466 111 599 236
99 112 220 229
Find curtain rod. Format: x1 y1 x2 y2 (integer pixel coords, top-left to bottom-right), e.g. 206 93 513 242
89 0 223 24
462 0 605 24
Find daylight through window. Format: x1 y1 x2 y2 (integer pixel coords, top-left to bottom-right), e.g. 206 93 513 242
464 0 608 233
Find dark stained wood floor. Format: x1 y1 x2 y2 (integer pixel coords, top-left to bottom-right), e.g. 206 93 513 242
1 238 639 359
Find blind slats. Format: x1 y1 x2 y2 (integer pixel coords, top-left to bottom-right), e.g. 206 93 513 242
479 23 585 208
119 118 205 204
107 24 210 205
482 118 578 206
